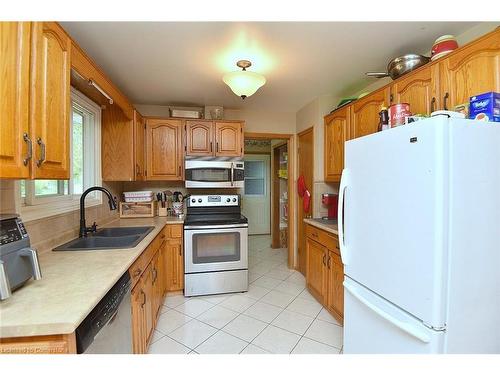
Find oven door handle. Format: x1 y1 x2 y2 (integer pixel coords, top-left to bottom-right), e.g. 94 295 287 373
184 223 248 230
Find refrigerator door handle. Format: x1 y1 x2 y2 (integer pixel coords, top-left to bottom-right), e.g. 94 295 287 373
344 280 431 343
338 168 349 265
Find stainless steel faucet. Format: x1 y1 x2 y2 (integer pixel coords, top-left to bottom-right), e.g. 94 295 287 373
79 186 117 237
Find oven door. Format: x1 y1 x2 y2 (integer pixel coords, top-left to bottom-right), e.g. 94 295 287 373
184 224 248 273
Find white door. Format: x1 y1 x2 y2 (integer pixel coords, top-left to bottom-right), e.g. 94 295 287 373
343 278 445 354
340 118 449 328
242 154 271 235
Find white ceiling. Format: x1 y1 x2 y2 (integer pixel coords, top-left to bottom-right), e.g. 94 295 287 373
61 22 478 112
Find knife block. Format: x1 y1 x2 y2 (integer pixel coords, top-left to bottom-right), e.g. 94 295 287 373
158 206 168 217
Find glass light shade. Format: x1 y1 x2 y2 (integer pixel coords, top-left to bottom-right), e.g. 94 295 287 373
223 70 266 98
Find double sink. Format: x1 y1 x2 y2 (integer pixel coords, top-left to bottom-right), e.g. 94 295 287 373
53 226 155 251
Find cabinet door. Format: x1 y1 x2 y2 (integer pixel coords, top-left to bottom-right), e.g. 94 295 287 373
306 238 327 304
439 29 500 109
145 119 183 180
327 251 344 324
134 110 146 181
30 22 71 179
151 251 162 319
165 239 184 292
350 88 389 139
390 65 439 115
0 22 31 179
101 105 135 181
215 122 243 157
131 278 147 354
324 106 349 182
141 263 154 345
186 120 214 156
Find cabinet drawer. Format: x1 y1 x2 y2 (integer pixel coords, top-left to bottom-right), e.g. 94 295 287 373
306 224 338 253
167 224 183 239
130 227 166 285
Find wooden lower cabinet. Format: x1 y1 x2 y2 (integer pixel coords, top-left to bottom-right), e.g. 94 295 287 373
306 238 327 304
129 223 184 354
305 224 344 324
0 333 76 354
326 251 344 324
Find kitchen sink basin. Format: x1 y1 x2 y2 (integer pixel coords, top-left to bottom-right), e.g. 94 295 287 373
93 226 154 237
53 226 154 251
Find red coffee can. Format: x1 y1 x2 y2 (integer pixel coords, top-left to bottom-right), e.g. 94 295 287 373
388 103 411 127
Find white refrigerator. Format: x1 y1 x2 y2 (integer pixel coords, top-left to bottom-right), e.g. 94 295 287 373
339 117 500 354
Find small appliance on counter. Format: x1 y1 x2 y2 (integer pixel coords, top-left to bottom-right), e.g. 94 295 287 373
321 193 339 220
0 214 42 300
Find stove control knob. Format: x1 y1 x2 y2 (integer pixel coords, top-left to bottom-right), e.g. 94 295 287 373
198 199 202 203
226 198 231 203
191 199 196 203
233 198 237 202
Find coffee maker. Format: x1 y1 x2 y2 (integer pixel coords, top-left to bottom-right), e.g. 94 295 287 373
321 193 338 220
0 214 42 300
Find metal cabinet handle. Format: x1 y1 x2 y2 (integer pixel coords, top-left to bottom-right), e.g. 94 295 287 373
430 97 436 113
389 93 394 103
443 92 449 110
141 290 146 307
327 255 331 269
322 254 326 266
210 142 213 153
23 133 32 166
216 142 219 152
20 248 42 280
178 165 181 176
136 164 141 176
0 260 12 300
178 245 182 257
36 137 46 167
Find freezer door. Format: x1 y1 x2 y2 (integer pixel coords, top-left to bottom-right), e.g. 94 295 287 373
343 277 444 354
342 118 449 327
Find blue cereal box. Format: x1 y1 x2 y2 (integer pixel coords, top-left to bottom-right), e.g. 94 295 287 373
469 92 500 122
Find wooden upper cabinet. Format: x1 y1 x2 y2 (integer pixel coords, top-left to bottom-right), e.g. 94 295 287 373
390 64 440 115
306 238 327 305
439 29 500 109
350 87 390 139
101 105 135 181
215 122 243 157
30 22 71 179
324 106 349 182
134 110 146 180
186 120 213 156
0 22 31 179
145 119 183 180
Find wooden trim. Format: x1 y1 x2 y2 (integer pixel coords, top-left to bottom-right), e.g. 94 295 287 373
297 127 313 137
245 132 293 140
244 151 271 155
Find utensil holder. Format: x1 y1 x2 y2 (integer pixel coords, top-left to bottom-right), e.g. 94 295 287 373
158 207 168 217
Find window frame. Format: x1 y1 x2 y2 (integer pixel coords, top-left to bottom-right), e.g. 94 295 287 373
244 159 266 197
19 88 102 222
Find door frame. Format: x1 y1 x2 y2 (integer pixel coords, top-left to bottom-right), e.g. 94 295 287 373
244 132 295 270
297 126 314 275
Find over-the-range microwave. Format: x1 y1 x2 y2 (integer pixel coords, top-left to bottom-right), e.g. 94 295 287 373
185 160 244 188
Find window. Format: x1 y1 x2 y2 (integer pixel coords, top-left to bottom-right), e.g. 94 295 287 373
244 160 265 196
20 89 101 221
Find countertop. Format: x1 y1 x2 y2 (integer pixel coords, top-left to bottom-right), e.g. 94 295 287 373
0 216 183 339
303 218 339 235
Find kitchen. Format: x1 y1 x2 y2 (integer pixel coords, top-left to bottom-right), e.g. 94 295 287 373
1 3 499 369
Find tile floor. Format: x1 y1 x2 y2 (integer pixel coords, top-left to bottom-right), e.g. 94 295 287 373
148 234 344 354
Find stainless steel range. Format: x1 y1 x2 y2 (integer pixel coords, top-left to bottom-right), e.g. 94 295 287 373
184 194 248 297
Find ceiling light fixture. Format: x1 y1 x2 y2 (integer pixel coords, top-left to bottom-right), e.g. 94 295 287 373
223 60 266 100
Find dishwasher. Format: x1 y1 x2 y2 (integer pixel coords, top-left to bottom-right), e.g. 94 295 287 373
76 272 132 354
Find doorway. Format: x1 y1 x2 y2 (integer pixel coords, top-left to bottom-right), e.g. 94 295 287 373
242 133 294 269
297 127 314 275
